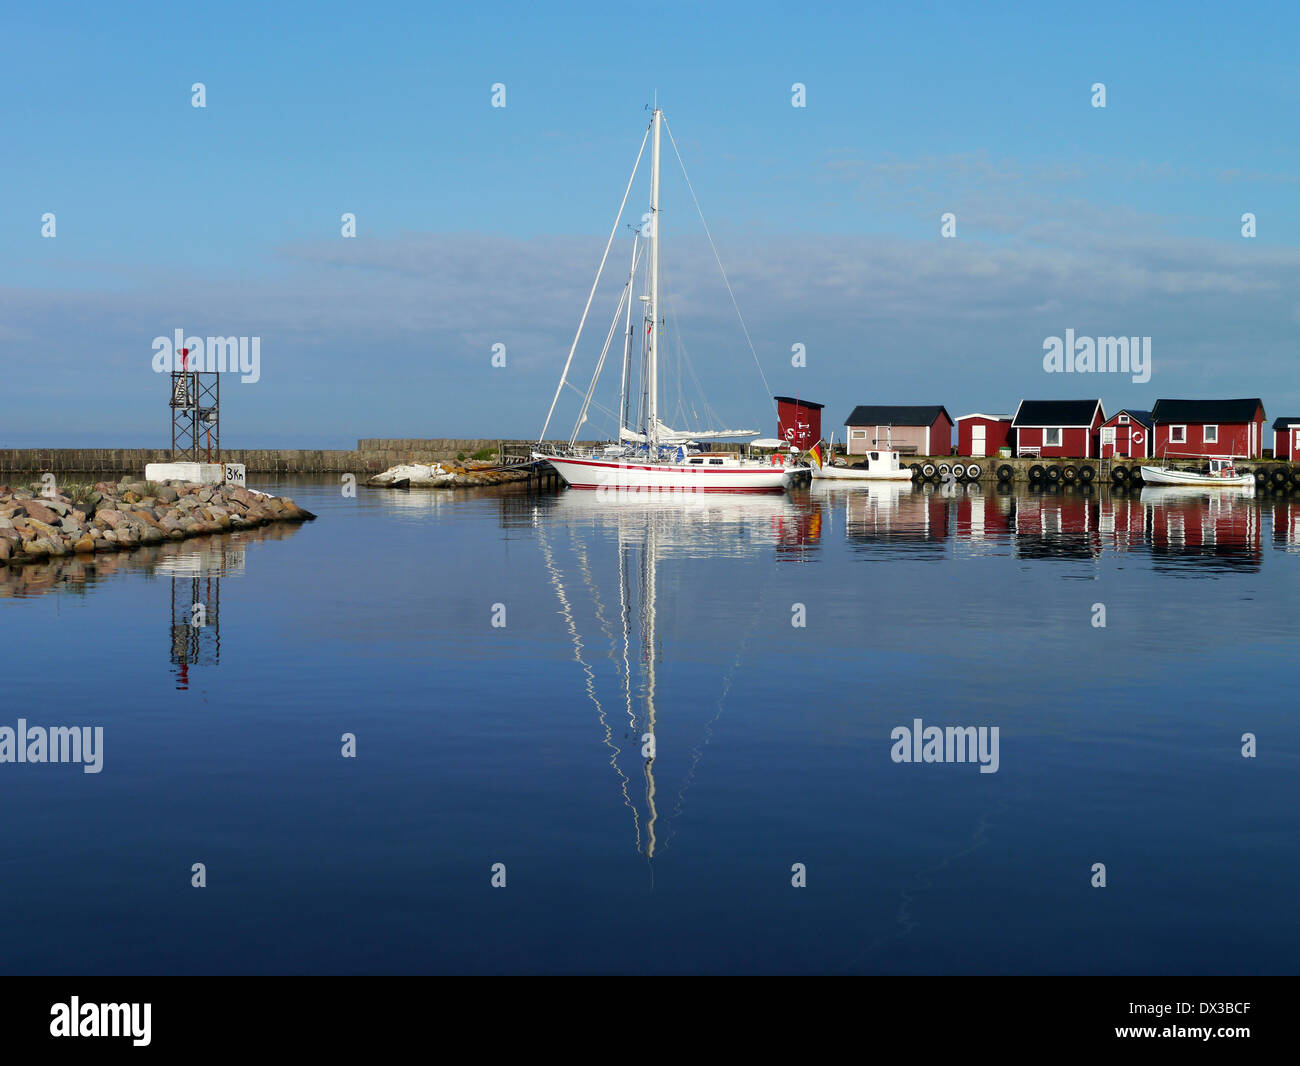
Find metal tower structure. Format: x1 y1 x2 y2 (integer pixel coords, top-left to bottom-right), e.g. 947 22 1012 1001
170 347 220 461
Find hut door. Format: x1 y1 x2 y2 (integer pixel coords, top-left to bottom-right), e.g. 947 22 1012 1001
971 425 986 457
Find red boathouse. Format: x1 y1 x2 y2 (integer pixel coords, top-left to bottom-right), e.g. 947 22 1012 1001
775 396 824 450
1150 398 1266 459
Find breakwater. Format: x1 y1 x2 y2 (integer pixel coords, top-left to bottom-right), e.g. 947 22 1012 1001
0 478 315 567
0 440 596 477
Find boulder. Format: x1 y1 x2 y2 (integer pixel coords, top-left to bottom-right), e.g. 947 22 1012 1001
73 536 95 554
22 500 58 525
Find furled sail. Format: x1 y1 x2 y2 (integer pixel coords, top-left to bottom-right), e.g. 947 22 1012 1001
619 420 758 444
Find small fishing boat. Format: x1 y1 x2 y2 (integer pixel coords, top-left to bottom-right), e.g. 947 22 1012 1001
1139 457 1255 489
811 448 914 481
810 430 915 482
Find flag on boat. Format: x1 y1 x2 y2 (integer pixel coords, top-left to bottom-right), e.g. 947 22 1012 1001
807 443 823 469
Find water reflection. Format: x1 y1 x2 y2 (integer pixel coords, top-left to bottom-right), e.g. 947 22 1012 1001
0 525 302 686
532 491 801 863
802 482 1279 572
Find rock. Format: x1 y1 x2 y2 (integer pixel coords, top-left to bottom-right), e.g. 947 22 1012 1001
156 486 179 503
0 539 10 561
73 536 94 553
22 500 58 525
95 509 125 529
0 517 12 530
42 499 71 516
22 518 60 538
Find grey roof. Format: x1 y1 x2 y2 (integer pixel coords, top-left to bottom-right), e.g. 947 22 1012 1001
1272 416 1300 430
844 404 951 427
1151 398 1264 424
1110 408 1154 429
1013 400 1102 427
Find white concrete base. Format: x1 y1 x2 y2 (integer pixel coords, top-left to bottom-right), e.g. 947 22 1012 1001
144 462 226 485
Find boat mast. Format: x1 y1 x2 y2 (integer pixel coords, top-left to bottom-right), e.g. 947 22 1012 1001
646 107 662 452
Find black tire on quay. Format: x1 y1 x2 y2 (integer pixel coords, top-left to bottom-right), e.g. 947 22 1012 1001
1130 467 1144 483
1079 465 1096 483
951 464 967 479
1028 464 1046 482
965 463 982 481
997 464 1014 482
1045 465 1062 483
938 463 952 479
1271 469 1289 487
1254 468 1268 485
1111 466 1129 484
921 462 937 479
1290 468 1300 486
1061 465 1078 483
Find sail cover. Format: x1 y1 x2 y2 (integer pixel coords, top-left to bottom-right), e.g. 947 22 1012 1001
619 420 758 444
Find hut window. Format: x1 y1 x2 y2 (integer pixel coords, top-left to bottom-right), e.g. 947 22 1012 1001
1170 425 1187 443
1118 415 1129 424
1044 428 1062 447
1204 424 1218 443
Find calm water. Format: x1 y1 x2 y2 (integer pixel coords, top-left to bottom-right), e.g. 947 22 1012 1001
2 478 1297 974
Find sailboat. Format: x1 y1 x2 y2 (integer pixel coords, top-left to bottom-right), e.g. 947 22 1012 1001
534 106 792 494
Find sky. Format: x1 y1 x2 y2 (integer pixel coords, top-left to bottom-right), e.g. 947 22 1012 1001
4 0 1300 447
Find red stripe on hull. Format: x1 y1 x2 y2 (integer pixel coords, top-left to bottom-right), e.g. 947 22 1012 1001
565 483 786 494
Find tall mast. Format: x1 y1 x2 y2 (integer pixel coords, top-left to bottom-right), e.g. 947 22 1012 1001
646 107 662 451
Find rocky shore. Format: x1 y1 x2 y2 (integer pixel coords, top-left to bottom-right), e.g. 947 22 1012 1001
0 479 316 566
367 460 533 488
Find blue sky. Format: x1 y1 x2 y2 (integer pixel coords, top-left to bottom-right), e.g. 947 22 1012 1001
4 0 1300 446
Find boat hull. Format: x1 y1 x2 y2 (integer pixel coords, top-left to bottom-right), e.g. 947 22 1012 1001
535 453 791 493
1139 466 1255 489
811 464 913 481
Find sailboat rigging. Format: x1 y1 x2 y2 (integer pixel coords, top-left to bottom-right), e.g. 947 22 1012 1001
535 106 792 493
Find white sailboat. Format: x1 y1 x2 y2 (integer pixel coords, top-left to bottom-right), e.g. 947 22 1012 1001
534 106 791 494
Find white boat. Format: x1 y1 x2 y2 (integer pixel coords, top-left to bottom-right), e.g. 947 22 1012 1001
1139 457 1255 489
812 447 914 482
534 106 790 495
